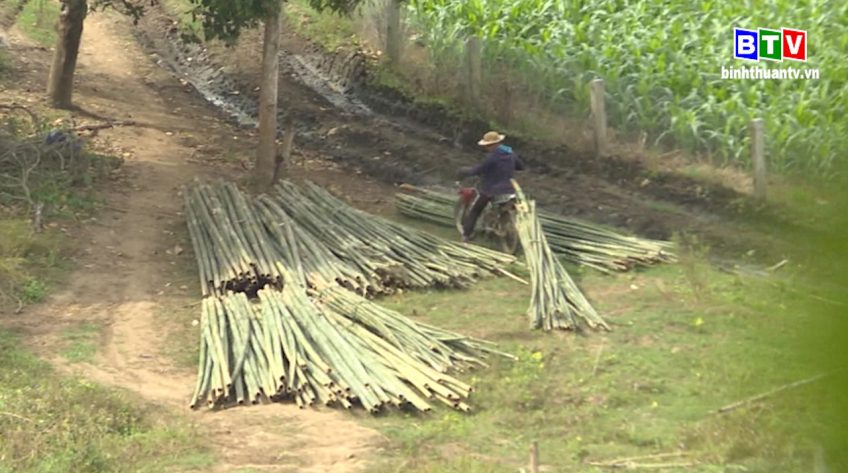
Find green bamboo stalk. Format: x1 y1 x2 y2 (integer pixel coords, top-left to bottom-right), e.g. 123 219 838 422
183 189 215 296
203 299 228 394
193 186 250 280
189 306 213 408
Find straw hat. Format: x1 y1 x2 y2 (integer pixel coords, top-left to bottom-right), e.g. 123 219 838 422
477 131 505 146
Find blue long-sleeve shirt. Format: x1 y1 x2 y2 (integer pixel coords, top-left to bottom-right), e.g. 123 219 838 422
460 144 524 196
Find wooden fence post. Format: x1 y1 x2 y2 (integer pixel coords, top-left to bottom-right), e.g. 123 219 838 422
465 36 482 109
529 441 540 473
385 0 401 64
751 118 766 201
589 78 608 157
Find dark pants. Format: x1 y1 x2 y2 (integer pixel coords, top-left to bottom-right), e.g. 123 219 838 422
462 194 492 238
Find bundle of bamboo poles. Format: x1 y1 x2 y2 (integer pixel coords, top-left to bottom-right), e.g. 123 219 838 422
184 181 286 297
190 274 511 412
395 185 676 273
255 194 381 296
183 179 519 412
184 179 517 297
297 180 520 276
313 285 514 370
511 180 610 332
269 180 520 293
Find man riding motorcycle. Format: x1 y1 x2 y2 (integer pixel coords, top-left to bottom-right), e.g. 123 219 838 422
456 131 525 242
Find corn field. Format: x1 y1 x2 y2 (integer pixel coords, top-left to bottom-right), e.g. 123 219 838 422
404 0 848 177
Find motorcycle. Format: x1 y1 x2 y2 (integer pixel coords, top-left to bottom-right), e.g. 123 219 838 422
453 178 521 255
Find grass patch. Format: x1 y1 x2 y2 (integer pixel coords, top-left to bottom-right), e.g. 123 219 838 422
157 298 201 369
152 219 203 369
285 0 361 51
0 218 66 311
60 322 101 363
15 0 59 47
1 115 120 217
160 0 204 41
35 182 106 219
363 235 841 472
0 329 212 473
21 277 47 302
369 62 411 93
642 198 689 216
0 116 121 311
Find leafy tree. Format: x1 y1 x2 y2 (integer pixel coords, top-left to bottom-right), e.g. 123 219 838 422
187 0 283 189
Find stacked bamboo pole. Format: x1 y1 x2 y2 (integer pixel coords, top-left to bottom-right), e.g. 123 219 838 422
270 180 519 292
189 281 512 412
255 194 381 296
313 285 515 370
184 179 517 297
395 185 676 273
184 182 286 297
511 180 611 332
183 179 518 413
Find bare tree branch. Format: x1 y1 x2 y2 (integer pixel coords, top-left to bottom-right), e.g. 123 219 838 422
0 104 41 128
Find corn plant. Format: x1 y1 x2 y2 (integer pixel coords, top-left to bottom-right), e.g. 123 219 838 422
406 0 848 178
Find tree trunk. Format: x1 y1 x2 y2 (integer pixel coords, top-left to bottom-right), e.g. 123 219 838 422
385 0 401 64
47 0 87 109
271 114 295 185
253 3 283 190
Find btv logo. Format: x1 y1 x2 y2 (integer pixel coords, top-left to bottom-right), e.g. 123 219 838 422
734 27 807 62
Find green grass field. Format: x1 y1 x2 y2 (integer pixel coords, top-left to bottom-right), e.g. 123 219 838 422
60 322 102 363
0 330 212 473
360 248 836 472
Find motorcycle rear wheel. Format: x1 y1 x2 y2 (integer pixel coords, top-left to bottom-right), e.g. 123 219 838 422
497 205 521 255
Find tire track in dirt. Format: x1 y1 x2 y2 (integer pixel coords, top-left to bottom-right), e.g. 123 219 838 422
13 11 383 473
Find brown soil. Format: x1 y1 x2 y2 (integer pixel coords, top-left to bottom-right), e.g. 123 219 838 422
3 11 384 473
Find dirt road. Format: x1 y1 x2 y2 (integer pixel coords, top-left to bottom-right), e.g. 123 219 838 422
9 11 383 473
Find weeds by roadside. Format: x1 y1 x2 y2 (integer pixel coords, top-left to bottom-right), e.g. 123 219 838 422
0 109 118 311
15 0 58 47
0 111 119 213
286 0 362 51
0 330 211 473
0 218 63 311
161 0 204 42
0 50 9 77
60 322 102 363
0 0 26 29
672 232 712 301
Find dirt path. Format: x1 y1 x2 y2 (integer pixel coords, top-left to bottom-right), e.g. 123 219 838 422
13 12 383 473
